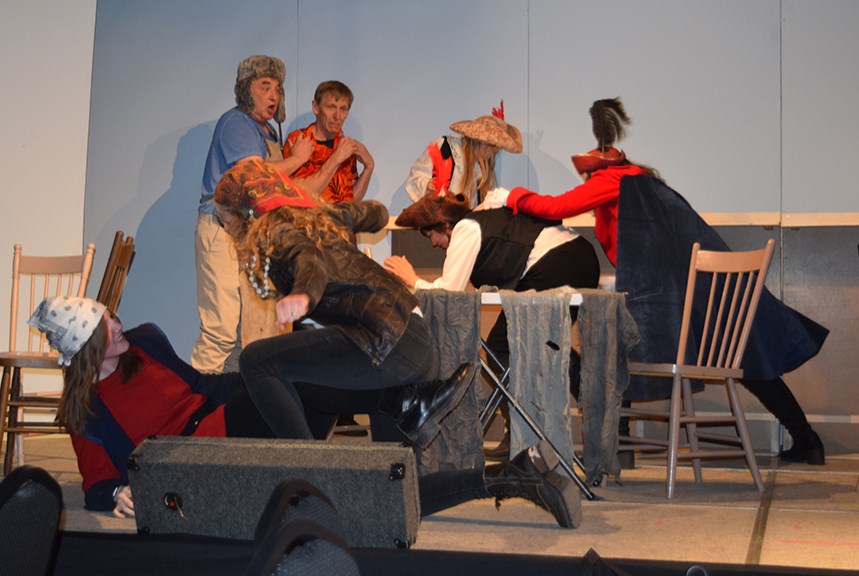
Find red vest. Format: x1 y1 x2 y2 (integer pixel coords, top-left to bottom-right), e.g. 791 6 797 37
427 138 454 195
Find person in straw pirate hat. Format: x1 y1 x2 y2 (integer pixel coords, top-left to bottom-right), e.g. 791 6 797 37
404 100 522 207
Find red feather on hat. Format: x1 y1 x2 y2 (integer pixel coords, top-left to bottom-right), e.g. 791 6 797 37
491 99 505 120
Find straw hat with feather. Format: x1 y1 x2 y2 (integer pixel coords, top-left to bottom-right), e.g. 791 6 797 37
449 102 522 153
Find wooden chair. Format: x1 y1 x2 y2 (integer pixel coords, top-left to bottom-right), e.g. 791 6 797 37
0 243 95 474
618 239 775 498
96 231 135 312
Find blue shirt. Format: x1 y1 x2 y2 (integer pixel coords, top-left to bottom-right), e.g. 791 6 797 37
199 107 279 215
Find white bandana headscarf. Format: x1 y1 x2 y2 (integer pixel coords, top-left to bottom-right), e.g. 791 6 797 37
27 296 107 366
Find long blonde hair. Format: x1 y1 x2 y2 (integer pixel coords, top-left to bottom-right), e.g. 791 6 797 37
231 206 352 294
460 137 498 206
59 317 142 435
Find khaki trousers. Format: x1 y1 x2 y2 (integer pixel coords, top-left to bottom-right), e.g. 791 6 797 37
192 213 286 373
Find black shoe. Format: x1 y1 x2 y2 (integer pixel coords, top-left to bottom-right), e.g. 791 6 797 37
378 362 476 448
779 430 825 465
483 437 510 462
484 439 582 528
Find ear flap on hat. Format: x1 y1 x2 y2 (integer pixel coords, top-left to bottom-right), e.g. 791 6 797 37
275 84 286 124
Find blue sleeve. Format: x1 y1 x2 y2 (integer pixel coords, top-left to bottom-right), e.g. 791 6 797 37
202 110 268 198
218 113 267 166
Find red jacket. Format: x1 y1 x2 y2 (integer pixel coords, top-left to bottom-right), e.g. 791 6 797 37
507 164 646 266
73 324 232 510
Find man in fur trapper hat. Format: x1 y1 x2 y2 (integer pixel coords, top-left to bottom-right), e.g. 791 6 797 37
193 54 317 374
234 55 286 125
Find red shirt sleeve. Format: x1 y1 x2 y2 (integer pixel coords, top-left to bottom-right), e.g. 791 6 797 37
508 170 622 220
71 433 121 494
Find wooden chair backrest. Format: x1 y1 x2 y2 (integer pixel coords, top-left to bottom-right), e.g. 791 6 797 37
8 243 96 354
675 239 775 370
95 231 135 313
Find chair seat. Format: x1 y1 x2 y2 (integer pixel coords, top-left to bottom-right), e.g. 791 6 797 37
0 352 61 370
628 361 743 381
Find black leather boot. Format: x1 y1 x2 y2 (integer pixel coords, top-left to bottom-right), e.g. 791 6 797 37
378 362 476 448
779 429 825 465
484 439 582 528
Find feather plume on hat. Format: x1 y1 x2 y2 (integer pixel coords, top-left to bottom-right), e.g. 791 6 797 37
572 97 630 174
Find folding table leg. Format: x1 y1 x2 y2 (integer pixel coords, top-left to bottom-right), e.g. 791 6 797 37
479 342 597 501
479 360 509 431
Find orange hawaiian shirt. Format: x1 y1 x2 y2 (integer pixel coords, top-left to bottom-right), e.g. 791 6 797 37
284 124 358 204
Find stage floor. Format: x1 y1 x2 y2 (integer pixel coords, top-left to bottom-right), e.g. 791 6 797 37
11 434 859 573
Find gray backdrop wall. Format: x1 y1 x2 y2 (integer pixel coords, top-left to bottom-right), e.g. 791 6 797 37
75 0 859 361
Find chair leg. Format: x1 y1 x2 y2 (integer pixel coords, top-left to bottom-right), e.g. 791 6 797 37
666 374 683 499
726 378 764 493
681 377 703 484
3 368 22 474
0 367 10 474
15 427 24 468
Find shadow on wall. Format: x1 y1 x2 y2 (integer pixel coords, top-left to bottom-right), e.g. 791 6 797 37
119 123 215 361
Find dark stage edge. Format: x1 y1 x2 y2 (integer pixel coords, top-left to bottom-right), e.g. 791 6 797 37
51 531 854 576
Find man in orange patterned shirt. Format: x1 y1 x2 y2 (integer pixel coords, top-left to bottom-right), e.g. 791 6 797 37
283 81 374 203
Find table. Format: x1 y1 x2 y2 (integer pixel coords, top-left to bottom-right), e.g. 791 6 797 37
477 290 598 501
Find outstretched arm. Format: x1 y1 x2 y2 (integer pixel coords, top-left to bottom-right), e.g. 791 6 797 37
275 293 311 330
508 171 620 219
113 485 135 518
384 220 480 291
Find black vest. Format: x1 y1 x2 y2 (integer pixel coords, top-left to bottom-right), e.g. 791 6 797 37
468 209 560 290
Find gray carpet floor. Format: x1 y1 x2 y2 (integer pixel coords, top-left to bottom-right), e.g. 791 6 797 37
11 434 859 572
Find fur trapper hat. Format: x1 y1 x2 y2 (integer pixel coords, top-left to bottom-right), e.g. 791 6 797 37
28 296 107 366
215 158 317 219
234 55 286 122
395 193 471 229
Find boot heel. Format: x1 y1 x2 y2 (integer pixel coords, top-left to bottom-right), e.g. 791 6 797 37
806 446 825 466
529 440 560 475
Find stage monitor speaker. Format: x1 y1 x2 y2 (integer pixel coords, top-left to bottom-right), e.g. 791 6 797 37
127 437 420 549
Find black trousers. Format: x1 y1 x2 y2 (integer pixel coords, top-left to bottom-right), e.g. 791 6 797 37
239 313 436 439
741 377 812 439
293 385 490 516
484 236 601 398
